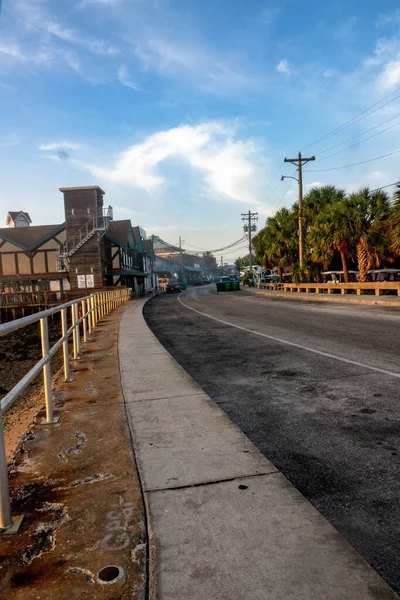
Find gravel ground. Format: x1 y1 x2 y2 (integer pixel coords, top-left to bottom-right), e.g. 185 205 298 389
144 288 400 596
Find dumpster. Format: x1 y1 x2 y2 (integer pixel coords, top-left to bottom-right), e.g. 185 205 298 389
231 280 240 291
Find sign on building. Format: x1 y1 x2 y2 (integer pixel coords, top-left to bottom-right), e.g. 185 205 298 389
77 274 95 289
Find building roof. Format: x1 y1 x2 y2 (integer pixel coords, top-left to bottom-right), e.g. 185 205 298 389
59 186 105 194
132 226 144 252
106 220 131 247
6 211 32 225
151 235 181 253
142 239 155 259
0 223 65 250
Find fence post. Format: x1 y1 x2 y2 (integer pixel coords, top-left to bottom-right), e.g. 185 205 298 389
0 417 12 533
87 297 92 335
81 300 87 342
40 316 58 424
71 304 78 359
90 295 95 330
74 303 81 356
61 308 71 382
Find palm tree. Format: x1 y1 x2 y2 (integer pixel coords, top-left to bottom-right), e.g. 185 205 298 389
347 188 391 281
302 185 346 227
309 200 357 282
388 183 400 258
253 207 298 281
303 185 347 280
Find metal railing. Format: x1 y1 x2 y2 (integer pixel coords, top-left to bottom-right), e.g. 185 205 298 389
0 287 130 535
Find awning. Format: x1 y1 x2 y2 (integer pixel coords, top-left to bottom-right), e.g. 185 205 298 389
109 270 151 277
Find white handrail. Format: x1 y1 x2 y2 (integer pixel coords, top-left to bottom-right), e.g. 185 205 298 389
0 287 130 535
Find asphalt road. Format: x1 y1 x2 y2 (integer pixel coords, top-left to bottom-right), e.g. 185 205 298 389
144 286 400 595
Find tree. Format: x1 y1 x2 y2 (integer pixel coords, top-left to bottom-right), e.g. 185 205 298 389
388 183 400 258
234 255 253 271
253 207 298 282
309 200 357 282
202 251 217 271
347 188 390 281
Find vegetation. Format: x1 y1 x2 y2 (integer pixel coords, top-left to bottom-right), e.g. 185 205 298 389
253 184 399 283
234 254 253 271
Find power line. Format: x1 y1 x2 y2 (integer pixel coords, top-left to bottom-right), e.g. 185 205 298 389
302 85 400 152
317 118 400 163
307 149 400 172
274 180 293 210
370 181 399 193
183 237 246 253
317 113 400 158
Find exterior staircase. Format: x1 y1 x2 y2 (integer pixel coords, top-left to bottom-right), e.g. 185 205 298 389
58 206 113 271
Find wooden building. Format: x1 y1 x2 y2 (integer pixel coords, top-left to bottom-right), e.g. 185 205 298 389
0 186 155 295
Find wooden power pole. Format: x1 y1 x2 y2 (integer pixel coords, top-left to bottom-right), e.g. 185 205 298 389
241 211 258 272
284 152 315 270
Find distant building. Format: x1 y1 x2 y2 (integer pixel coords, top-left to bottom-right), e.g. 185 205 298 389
151 235 216 283
6 211 32 228
0 186 156 295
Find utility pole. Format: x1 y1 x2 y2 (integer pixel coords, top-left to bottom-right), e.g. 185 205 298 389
220 255 223 268
241 211 258 272
179 236 185 284
283 152 315 270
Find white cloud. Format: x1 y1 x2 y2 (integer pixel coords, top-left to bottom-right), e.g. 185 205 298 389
260 6 281 25
80 0 125 5
376 10 400 28
306 181 324 188
81 122 268 208
276 59 291 75
0 133 19 147
377 60 400 90
134 37 253 94
44 21 119 56
118 65 140 91
38 141 81 151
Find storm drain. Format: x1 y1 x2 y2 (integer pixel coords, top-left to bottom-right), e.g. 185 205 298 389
97 565 124 585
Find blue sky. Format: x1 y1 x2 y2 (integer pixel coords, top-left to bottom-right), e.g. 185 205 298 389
1 0 400 258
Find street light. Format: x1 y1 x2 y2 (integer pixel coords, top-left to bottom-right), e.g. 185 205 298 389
281 175 299 183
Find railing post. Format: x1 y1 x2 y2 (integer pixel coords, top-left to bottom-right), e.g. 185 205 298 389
61 308 71 382
87 297 92 335
0 416 12 533
74 303 81 355
81 300 87 342
71 303 78 359
90 295 95 330
95 294 99 324
40 316 58 424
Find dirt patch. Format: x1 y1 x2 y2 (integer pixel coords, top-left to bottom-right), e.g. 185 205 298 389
1 304 147 600
1 318 72 458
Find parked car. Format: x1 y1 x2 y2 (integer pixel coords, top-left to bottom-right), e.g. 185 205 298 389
166 281 182 293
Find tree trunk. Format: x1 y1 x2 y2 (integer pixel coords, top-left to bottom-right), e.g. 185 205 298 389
357 237 369 282
340 251 350 283
278 265 283 283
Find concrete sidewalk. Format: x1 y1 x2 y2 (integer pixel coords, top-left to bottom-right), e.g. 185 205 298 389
245 286 400 306
119 299 399 600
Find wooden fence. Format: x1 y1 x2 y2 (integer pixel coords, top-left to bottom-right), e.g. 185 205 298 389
259 282 400 296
